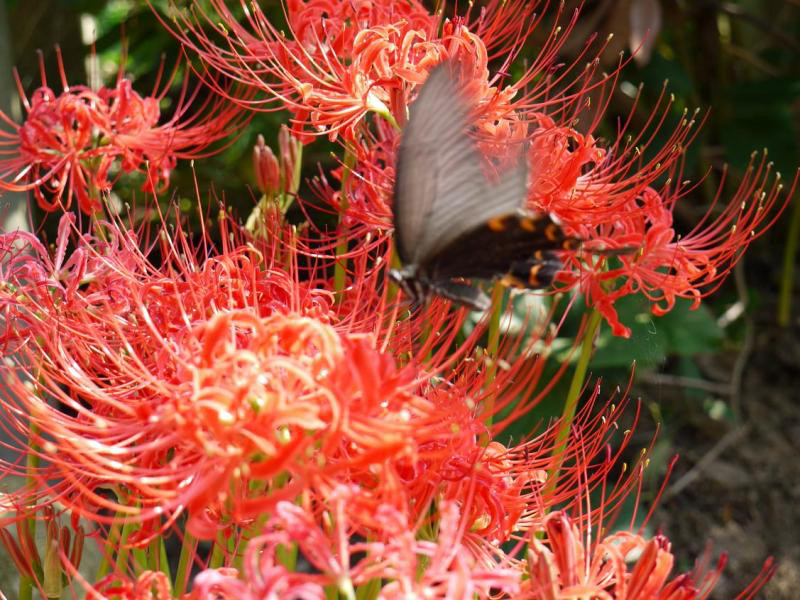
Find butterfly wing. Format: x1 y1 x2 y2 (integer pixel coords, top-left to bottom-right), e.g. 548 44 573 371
424 212 577 281
393 63 526 266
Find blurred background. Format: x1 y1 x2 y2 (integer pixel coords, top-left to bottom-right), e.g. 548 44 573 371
1 0 799 597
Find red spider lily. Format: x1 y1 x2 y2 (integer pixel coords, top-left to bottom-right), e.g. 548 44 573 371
0 205 635 548
92 570 172 600
179 450 756 600
159 0 436 140
0 48 247 214
519 510 777 600
0 213 333 522
184 487 521 600
0 209 508 537
161 0 608 143
521 511 712 599
169 0 794 340
0 214 369 528
163 0 796 341
0 200 750 593
554 152 795 336
308 78 793 338
272 305 650 544
373 500 521 599
443 395 646 543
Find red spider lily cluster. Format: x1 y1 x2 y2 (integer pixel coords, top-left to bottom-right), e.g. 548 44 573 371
0 48 247 214
169 0 793 335
0 0 791 598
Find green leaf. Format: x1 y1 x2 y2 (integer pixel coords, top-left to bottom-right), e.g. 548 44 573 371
590 296 667 370
658 299 723 356
589 296 722 370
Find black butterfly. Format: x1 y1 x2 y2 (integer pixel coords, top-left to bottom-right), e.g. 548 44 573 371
390 63 578 311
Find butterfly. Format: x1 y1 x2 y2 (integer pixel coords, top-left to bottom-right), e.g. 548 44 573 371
389 63 578 311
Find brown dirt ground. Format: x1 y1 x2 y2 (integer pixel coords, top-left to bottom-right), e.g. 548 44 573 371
648 300 800 599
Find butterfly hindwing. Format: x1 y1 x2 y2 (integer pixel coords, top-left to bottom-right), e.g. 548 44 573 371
426 212 577 283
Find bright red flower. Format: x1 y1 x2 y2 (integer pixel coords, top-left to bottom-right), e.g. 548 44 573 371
186 487 522 600
0 210 500 537
93 570 172 600
308 76 793 338
0 49 246 214
551 150 794 336
163 0 598 144
520 511 725 599
0 210 761 595
0 213 341 530
166 0 795 341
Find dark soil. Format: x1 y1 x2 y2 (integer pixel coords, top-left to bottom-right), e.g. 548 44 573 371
649 301 800 598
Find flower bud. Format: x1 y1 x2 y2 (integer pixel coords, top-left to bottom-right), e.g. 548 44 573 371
59 525 70 558
0 528 34 577
16 517 40 571
278 125 300 192
43 528 63 599
69 525 85 571
253 134 280 196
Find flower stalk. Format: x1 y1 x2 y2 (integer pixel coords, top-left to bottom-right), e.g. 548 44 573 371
334 147 356 296
174 531 197 597
482 283 506 433
19 420 41 600
545 307 603 498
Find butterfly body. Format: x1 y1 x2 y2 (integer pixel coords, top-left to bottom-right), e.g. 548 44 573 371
390 63 576 311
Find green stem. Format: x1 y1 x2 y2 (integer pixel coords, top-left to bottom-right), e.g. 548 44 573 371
333 148 356 296
291 142 304 196
483 284 505 432
281 140 304 214
173 532 197 597
275 541 298 571
18 561 33 599
114 520 137 575
545 308 602 498
355 579 382 600
209 530 226 569
778 195 800 326
386 246 401 305
95 519 122 580
146 531 168 577
375 108 401 132
19 423 40 600
159 537 169 579
89 209 109 244
131 542 148 575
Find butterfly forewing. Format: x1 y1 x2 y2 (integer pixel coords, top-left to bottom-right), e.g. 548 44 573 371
393 65 524 265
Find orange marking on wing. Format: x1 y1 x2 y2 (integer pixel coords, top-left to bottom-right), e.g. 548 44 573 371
488 217 507 232
528 265 542 286
500 274 526 288
545 223 560 241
